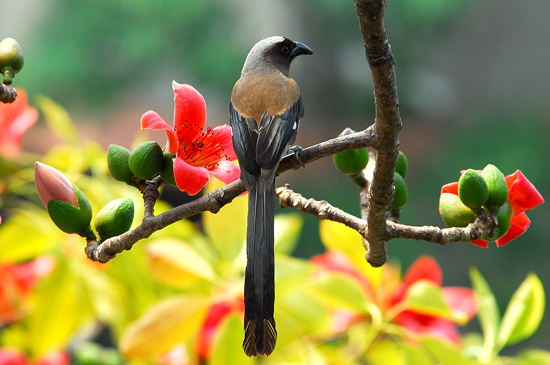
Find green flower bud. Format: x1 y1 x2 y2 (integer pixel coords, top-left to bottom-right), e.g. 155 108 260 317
439 193 476 228
100 348 124 365
107 144 137 186
35 162 93 237
75 342 103 365
395 151 408 179
458 169 489 211
392 172 408 211
128 141 164 180
160 152 177 186
485 200 512 241
333 128 369 176
0 38 24 84
95 198 134 241
482 164 508 208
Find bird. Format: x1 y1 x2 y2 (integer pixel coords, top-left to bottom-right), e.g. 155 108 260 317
229 36 312 357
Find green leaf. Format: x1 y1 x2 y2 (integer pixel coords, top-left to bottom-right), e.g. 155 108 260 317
119 295 208 360
516 349 550 365
305 272 369 312
210 315 255 365
404 280 454 321
494 273 545 351
0 205 62 262
469 267 500 361
36 95 79 145
274 213 303 255
420 337 470 365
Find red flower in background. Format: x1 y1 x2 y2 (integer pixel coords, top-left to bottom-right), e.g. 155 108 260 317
313 254 477 344
441 170 544 247
0 256 55 324
141 82 240 195
194 298 244 360
0 90 38 159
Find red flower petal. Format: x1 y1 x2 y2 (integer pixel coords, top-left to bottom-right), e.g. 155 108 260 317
506 170 544 216
172 82 206 145
495 212 531 247
441 182 458 196
209 160 241 185
141 111 178 154
173 158 210 195
394 311 461 344
211 124 237 160
442 287 478 320
403 256 443 288
0 89 38 159
468 239 489 248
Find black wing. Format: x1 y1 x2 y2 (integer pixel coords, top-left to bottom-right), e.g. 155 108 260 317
230 97 304 188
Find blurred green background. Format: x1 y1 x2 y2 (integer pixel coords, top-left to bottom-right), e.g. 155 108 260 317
3 0 549 353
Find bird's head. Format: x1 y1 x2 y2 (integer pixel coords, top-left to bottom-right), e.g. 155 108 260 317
242 36 312 76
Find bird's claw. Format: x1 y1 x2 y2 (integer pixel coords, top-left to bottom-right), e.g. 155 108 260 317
288 145 304 166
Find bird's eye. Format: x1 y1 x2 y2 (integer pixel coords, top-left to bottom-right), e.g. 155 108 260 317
281 45 291 55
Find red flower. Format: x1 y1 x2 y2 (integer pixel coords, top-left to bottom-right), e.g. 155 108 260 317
313 254 477 344
0 256 55 324
0 90 39 159
194 297 244 360
141 82 240 195
441 170 544 247
389 257 477 343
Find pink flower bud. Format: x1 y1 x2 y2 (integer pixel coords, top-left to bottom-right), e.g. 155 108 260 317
34 162 78 208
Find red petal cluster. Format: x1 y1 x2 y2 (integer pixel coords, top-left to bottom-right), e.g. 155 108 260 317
0 90 38 159
141 82 240 195
441 170 544 247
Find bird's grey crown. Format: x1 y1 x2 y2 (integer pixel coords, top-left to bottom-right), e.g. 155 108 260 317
241 36 292 75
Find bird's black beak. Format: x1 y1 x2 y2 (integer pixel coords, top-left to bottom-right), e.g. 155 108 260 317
291 42 313 59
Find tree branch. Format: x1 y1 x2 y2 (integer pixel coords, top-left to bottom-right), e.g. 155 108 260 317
85 128 377 263
354 0 402 267
0 84 17 103
275 185 495 248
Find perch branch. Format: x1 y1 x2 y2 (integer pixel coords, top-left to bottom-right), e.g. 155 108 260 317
354 0 402 267
85 128 377 263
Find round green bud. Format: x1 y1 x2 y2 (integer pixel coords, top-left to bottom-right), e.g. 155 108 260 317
74 342 103 365
485 200 512 241
439 193 477 228
395 151 408 179
128 141 164 180
0 38 24 83
47 184 93 237
100 348 124 365
160 152 177 186
392 172 408 211
107 144 136 186
482 164 508 208
458 169 489 211
333 148 369 176
95 198 134 241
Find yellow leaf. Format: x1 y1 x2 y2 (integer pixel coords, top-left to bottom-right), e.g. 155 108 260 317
319 220 382 286
119 295 208 360
36 95 78 145
147 239 218 289
203 177 247 263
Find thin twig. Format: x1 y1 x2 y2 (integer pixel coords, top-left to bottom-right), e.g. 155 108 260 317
0 84 17 103
276 185 495 248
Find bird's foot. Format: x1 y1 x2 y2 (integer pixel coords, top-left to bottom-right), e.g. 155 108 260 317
288 145 304 166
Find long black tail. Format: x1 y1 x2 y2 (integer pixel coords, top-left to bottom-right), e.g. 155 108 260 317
243 176 277 357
